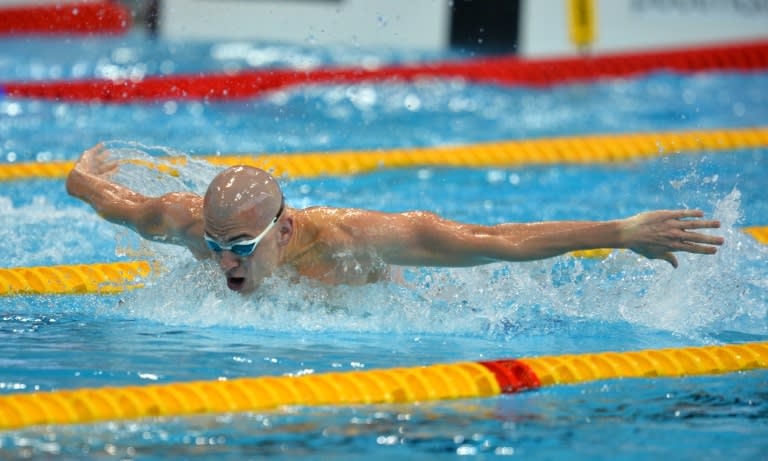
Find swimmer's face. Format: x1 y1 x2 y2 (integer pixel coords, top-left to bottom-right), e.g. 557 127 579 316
203 201 287 294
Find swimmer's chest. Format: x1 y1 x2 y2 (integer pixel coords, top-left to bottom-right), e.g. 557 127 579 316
291 244 388 285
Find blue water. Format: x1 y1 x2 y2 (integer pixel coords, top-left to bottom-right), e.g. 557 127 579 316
1 34 767 460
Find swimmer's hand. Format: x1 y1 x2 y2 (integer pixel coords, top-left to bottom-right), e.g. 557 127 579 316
73 143 119 178
620 210 724 268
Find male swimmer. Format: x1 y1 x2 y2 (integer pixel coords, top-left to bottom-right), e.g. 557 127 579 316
66 144 725 294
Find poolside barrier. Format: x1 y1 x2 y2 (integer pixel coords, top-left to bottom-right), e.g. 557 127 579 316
1 224 765 297
2 40 766 102
0 341 765 430
1 126 767 182
0 1 131 36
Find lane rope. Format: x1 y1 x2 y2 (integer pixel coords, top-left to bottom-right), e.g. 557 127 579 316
0 341 765 430
0 262 150 296
1 224 765 297
1 126 767 182
0 1 131 36
2 40 767 102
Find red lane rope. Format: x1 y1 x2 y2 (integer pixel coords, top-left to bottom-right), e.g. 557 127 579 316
479 360 541 394
3 40 767 102
0 1 131 36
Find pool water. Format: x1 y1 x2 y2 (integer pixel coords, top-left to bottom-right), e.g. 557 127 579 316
1 34 767 460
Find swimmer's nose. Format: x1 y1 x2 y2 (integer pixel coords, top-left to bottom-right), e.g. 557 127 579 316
217 251 241 272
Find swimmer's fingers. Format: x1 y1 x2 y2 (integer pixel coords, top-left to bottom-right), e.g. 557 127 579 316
673 218 721 230
78 144 101 164
75 144 121 178
657 252 678 269
75 144 105 173
666 209 705 220
670 240 720 255
677 230 724 247
97 160 120 177
665 210 721 230
90 145 121 176
93 146 110 160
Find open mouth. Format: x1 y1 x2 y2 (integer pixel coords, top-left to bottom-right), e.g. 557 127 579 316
226 277 246 292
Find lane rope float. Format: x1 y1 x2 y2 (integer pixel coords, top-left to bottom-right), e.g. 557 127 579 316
1 126 767 182
2 39 767 102
0 341 765 430
1 224 765 297
0 261 151 296
745 225 768 244
0 1 131 36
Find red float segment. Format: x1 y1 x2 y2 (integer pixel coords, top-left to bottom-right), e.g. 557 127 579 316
0 1 131 36
478 359 541 394
3 40 767 102
3 67 418 102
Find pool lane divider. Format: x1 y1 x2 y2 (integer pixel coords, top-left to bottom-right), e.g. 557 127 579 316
2 39 767 102
0 341 765 430
0 261 151 296
1 126 767 182
0 1 131 36
1 225 766 297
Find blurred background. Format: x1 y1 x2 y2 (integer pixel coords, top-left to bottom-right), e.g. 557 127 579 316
2 0 767 56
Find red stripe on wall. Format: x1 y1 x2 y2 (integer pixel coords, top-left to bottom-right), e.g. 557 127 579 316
0 1 131 36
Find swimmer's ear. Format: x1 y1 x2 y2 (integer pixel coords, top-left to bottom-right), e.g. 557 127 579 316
277 216 293 246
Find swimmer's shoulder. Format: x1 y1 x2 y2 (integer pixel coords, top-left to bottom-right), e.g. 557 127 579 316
294 205 357 221
294 206 382 240
293 206 347 232
297 206 397 225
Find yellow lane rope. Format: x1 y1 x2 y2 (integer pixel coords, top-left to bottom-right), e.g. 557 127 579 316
0 261 151 296
744 226 768 244
0 126 766 181
0 341 765 430
1 223 765 297
518 341 768 386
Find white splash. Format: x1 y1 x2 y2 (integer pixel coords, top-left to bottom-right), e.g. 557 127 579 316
103 140 222 196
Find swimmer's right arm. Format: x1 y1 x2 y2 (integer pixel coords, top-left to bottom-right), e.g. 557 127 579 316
66 144 210 258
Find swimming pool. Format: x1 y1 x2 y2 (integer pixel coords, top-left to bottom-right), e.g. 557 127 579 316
1 34 767 459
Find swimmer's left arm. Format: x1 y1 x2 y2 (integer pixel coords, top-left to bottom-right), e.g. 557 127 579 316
67 144 210 259
342 209 723 268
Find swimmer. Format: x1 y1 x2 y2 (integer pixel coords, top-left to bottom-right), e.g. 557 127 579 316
66 144 725 294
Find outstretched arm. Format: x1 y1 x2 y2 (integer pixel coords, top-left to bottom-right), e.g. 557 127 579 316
340 209 723 268
66 144 209 259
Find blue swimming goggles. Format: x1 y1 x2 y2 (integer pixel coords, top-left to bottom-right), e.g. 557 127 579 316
204 197 285 257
